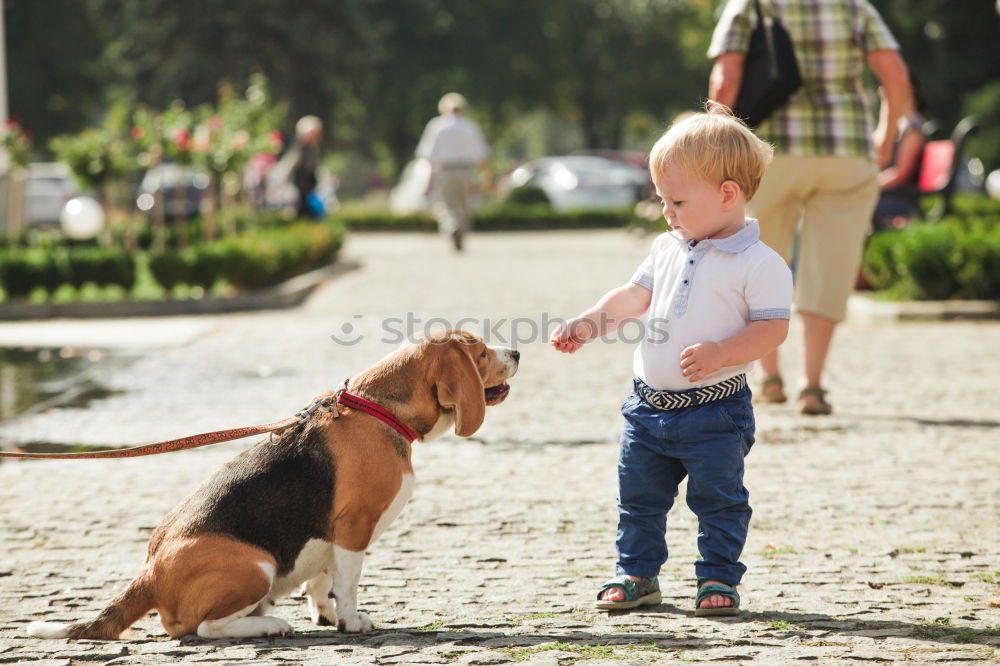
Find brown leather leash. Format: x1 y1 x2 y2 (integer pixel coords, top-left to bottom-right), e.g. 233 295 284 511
0 414 306 460
0 380 419 461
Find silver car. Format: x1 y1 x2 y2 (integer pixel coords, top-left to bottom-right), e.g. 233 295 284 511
505 155 650 211
24 162 78 228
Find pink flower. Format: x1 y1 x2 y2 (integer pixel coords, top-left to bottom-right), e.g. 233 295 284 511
232 130 249 151
209 114 223 132
173 127 190 150
131 126 146 140
268 129 283 149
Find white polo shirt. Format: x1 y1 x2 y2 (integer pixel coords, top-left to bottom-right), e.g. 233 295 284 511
415 114 490 168
630 219 792 391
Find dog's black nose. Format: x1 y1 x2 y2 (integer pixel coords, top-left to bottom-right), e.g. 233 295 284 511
511 350 520 361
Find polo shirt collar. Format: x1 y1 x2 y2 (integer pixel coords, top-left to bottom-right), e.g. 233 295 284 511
668 218 760 253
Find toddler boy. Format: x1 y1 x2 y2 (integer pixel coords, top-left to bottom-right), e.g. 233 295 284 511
551 106 792 614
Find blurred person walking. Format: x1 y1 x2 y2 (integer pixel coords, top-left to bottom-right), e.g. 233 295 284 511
415 93 491 252
273 115 324 220
708 0 912 415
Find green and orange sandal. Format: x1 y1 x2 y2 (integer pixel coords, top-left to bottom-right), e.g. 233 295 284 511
595 576 662 610
798 386 832 416
755 375 788 404
694 580 741 617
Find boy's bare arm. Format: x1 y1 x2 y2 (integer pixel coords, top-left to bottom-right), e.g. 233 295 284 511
679 319 789 382
551 283 652 353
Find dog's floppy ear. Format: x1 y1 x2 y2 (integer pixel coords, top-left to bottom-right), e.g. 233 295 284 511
433 340 486 437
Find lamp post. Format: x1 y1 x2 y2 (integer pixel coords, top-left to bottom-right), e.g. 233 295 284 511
0 0 8 173
0 0 10 238
0 0 7 135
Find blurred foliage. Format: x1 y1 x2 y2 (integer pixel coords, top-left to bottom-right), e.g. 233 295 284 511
862 196 1000 300
0 120 32 169
5 0 1000 178
329 204 640 232
0 217 346 302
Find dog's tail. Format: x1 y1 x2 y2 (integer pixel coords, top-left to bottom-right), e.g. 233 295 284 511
28 573 154 640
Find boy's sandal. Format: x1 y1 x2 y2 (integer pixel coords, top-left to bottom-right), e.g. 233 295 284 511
798 386 832 416
694 580 741 617
755 375 787 404
595 575 662 610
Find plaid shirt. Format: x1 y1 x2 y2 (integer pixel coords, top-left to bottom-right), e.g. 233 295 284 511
708 0 899 159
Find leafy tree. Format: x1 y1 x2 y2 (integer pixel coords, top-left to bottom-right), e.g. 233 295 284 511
5 0 105 153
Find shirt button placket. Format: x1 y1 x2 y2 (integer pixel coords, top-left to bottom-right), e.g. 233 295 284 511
674 248 698 316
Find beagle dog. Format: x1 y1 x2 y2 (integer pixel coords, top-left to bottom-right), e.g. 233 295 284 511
27 330 518 640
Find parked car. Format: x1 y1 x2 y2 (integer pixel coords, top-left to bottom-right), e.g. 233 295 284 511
24 162 78 228
501 155 650 211
135 164 209 220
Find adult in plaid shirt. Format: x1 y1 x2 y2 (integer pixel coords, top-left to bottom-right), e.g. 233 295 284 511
708 0 912 415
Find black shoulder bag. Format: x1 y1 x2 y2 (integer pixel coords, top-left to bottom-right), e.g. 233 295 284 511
733 0 802 128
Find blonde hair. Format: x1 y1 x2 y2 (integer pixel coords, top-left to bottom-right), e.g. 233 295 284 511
438 92 467 115
649 103 773 200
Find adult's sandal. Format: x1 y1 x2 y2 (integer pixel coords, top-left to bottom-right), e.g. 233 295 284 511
798 386 832 416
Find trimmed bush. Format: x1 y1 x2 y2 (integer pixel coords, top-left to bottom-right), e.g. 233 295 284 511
0 247 135 300
505 185 552 207
862 216 1000 300
147 220 345 293
0 250 52 299
332 204 638 232
148 249 188 291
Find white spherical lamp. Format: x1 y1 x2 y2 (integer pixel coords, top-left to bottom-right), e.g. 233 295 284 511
986 169 1000 201
60 197 106 240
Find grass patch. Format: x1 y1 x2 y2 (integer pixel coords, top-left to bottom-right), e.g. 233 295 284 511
502 642 672 663
768 620 798 631
520 612 558 621
905 575 964 588
414 620 445 632
912 620 1000 643
972 571 1000 585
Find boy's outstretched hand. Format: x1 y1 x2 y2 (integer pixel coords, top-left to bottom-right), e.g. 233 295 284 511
679 342 724 382
550 319 589 354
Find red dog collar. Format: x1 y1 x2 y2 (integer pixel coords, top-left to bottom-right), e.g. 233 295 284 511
337 380 419 443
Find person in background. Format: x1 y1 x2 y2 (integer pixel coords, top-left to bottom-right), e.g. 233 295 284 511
873 76 929 229
272 115 324 220
708 0 912 415
415 93 491 252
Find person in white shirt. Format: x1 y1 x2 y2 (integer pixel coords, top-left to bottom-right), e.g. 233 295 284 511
415 93 491 251
551 106 792 616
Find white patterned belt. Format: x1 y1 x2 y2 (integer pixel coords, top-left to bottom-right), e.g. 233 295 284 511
635 374 748 411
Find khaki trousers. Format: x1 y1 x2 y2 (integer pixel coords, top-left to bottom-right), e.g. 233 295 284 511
433 167 475 237
747 155 879 322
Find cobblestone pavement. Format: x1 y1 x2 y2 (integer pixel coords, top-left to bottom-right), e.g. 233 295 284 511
1 230 998 665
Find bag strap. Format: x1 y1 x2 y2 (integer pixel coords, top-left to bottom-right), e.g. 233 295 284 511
752 0 782 25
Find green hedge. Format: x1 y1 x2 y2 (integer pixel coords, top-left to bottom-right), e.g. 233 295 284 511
148 221 345 292
0 221 345 302
0 246 136 299
862 210 1000 301
333 204 639 232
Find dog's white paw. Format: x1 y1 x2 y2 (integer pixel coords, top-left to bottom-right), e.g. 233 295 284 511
337 612 373 633
198 615 294 639
262 616 294 636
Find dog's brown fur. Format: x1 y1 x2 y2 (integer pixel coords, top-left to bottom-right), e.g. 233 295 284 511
28 331 517 639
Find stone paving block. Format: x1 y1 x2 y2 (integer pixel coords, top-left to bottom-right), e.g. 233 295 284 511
1 232 999 664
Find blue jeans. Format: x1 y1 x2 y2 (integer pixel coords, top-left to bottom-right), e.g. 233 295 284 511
615 379 755 586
